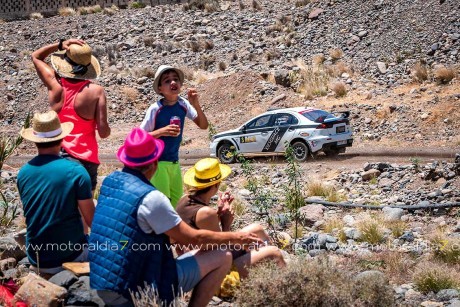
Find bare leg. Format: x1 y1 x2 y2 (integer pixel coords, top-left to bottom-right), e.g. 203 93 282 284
233 246 286 278
241 223 270 242
189 250 232 307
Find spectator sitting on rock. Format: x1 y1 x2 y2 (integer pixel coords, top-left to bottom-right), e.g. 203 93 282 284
17 111 94 278
31 38 110 193
176 158 286 278
88 128 261 306
140 65 208 207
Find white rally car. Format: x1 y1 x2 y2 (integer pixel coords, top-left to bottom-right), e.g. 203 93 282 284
210 107 353 163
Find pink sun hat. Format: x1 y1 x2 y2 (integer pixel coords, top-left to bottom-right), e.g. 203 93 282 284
117 128 164 167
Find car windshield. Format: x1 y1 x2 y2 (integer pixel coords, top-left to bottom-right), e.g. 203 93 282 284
300 110 335 123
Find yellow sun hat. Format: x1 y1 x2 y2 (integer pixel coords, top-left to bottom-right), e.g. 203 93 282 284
183 158 231 189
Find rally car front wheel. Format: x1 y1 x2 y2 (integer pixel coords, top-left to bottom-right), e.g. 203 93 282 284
217 142 236 164
291 141 309 162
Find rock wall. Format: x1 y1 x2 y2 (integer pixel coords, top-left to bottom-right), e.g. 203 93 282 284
0 0 185 19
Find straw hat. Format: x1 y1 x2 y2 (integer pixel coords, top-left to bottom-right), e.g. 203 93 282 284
50 43 101 80
117 128 165 167
153 65 185 95
184 158 232 189
20 111 73 143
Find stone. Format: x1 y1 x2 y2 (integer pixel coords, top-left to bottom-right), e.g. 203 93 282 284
361 169 381 181
308 8 324 20
0 237 26 261
299 205 325 226
376 61 387 74
343 215 355 226
0 257 16 271
49 270 78 288
437 289 459 301
273 70 291 87
421 301 444 307
382 207 404 221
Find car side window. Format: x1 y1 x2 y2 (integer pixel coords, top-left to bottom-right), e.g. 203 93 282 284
247 115 272 129
274 114 298 126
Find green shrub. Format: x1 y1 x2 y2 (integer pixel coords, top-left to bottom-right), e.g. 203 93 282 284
413 262 460 293
357 219 385 244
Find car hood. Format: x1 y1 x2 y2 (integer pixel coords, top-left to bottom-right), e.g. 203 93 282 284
213 128 241 140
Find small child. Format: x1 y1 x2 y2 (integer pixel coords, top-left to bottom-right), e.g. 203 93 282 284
140 65 208 207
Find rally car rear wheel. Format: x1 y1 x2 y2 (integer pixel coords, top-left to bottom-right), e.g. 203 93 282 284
217 143 236 164
291 141 309 162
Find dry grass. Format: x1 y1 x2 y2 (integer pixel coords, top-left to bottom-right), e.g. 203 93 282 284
384 220 407 238
413 261 460 294
103 6 118 15
199 54 216 71
29 12 44 20
379 251 415 284
265 49 281 61
357 217 385 244
306 181 347 202
434 66 457 84
78 5 102 15
329 48 343 62
130 283 186 306
375 105 392 120
183 0 219 12
202 39 214 50
133 67 155 79
291 59 330 99
239 0 245 10
331 82 347 97
321 217 344 234
429 231 460 264
121 87 139 102
312 54 325 66
129 1 146 9
236 258 395 306
58 7 76 16
143 37 154 47
326 61 353 78
412 61 428 83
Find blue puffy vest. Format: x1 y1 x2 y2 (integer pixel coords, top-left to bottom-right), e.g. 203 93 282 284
89 168 178 303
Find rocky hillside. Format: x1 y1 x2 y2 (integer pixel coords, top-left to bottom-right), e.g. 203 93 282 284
0 0 459 148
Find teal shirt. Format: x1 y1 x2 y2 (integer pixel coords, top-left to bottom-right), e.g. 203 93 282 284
17 155 92 268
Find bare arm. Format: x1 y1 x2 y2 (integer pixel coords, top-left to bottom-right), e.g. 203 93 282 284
165 221 261 248
95 87 111 138
148 125 180 138
188 88 208 129
78 198 95 227
31 39 84 107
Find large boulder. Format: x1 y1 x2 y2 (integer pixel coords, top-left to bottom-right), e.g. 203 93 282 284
299 205 325 226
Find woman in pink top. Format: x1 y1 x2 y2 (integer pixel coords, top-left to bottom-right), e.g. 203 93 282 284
31 39 110 191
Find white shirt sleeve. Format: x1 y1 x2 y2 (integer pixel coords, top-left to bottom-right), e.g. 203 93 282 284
137 190 182 234
179 98 198 120
140 103 159 132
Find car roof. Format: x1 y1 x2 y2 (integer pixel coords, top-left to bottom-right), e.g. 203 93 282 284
265 107 322 115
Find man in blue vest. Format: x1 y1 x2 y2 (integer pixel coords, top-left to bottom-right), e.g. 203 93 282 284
89 128 261 307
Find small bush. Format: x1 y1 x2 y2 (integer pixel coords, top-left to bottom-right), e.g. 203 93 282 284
143 37 154 47
413 262 460 294
329 48 343 61
58 7 76 16
199 54 215 71
236 258 395 306
131 283 185 306
295 0 310 7
357 219 385 244
129 1 146 9
133 67 155 79
103 7 117 15
29 12 43 20
202 39 214 50
434 66 456 84
239 0 245 10
412 61 428 82
252 0 262 10
290 59 330 99
265 48 281 61
184 0 219 12
218 61 227 71
121 87 139 102
332 81 347 97
312 54 325 66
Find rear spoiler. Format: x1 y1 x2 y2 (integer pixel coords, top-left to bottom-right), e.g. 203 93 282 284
333 110 350 119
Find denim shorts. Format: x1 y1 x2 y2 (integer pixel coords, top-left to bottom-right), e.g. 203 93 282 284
176 251 201 293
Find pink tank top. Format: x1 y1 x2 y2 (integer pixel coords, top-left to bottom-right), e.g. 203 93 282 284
58 78 99 164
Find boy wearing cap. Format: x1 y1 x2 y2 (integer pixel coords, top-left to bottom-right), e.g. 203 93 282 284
17 111 94 276
31 39 110 191
140 65 208 207
89 128 261 307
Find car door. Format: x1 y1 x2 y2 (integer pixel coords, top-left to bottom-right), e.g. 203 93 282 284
237 114 274 154
262 113 299 153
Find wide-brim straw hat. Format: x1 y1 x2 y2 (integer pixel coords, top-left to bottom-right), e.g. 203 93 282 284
117 128 165 168
153 65 185 95
50 43 101 80
21 110 73 143
184 158 232 189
